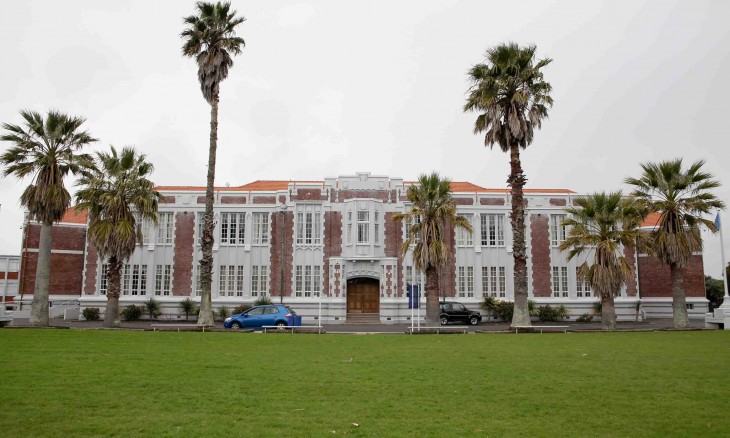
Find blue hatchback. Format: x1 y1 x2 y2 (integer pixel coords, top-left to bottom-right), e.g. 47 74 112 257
224 305 297 330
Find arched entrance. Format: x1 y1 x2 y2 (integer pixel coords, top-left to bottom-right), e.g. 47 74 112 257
346 277 380 314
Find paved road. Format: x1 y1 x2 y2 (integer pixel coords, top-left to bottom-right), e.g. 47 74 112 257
5 317 707 333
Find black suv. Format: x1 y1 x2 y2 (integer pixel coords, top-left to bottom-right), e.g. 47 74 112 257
439 301 482 325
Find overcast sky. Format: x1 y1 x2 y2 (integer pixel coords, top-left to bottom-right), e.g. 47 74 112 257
1 0 728 278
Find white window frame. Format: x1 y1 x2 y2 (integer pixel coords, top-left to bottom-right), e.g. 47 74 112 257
296 205 322 246
480 214 505 247
251 265 268 297
155 265 172 296
550 214 567 246
456 214 473 246
552 266 569 297
252 213 269 245
156 212 174 245
220 213 246 246
357 210 369 244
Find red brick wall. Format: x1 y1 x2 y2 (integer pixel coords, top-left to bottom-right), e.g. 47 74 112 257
337 190 389 202
384 212 403 297
453 198 474 205
197 196 206 204
480 198 505 206
549 198 567 206
530 215 551 297
83 243 99 295
160 196 175 204
27 223 86 252
291 189 327 201
323 211 343 296
221 196 246 204
269 211 294 299
252 196 276 204
172 212 194 296
624 246 638 297
21 252 84 295
638 254 704 298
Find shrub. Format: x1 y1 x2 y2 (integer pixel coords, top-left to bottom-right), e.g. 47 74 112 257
536 305 556 322
576 313 594 323
254 296 272 306
528 299 537 316
495 301 514 322
121 305 143 321
556 305 570 320
179 298 198 321
143 298 162 320
592 301 602 316
480 296 500 320
82 307 100 321
232 304 252 315
216 306 230 321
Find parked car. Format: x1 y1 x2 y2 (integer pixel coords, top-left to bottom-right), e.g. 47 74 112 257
439 301 482 325
224 305 297 330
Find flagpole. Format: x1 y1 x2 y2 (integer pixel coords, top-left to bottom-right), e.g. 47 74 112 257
718 211 730 311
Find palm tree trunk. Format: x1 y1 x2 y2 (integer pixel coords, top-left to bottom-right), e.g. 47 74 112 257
670 262 689 328
197 91 219 327
425 265 440 326
508 143 531 327
104 256 122 328
29 220 53 327
601 293 617 331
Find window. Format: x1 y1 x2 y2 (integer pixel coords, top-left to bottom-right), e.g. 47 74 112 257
121 264 147 296
295 264 321 297
456 214 473 246
296 206 322 245
347 211 353 244
99 264 108 295
405 265 423 286
219 265 244 297
482 266 506 298
157 212 174 245
251 265 268 297
405 216 421 243
550 214 567 246
155 265 172 296
252 213 269 245
220 213 246 245
458 266 474 297
552 266 568 297
576 267 592 297
480 214 505 247
374 211 380 245
357 210 369 243
194 266 202 296
138 218 153 246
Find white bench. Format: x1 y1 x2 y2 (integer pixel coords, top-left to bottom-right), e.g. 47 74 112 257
262 325 324 334
513 325 568 333
151 323 208 332
406 326 470 334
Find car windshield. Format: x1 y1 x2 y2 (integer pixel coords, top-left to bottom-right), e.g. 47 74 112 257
286 306 296 315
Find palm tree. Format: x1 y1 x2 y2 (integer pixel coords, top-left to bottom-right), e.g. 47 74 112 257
393 173 472 325
0 110 96 326
75 146 160 328
464 43 553 327
560 192 643 330
626 159 725 328
182 1 246 327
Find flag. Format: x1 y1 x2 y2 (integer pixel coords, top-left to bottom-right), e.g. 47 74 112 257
715 212 722 230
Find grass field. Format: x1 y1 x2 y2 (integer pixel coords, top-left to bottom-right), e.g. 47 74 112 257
1 329 729 437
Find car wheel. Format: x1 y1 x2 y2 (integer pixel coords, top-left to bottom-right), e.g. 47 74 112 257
276 321 287 328
469 316 479 326
230 321 241 330
440 316 448 326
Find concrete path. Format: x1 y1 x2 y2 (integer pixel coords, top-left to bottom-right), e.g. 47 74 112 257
5 317 707 333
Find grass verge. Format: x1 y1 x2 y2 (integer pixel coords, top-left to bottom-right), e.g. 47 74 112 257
0 330 728 436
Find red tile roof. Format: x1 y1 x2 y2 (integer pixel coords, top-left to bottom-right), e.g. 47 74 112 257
155 180 574 194
641 212 662 228
59 208 87 225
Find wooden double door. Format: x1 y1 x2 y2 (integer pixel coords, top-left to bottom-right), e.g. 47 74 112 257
347 278 380 313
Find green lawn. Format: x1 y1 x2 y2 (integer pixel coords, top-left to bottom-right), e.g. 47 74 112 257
0 330 728 437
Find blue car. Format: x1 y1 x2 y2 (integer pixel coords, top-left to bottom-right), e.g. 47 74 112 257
224 305 297 330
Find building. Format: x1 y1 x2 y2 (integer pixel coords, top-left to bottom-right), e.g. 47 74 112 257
16 172 707 322
0 255 20 310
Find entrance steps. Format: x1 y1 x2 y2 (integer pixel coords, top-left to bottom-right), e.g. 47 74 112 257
346 313 381 324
